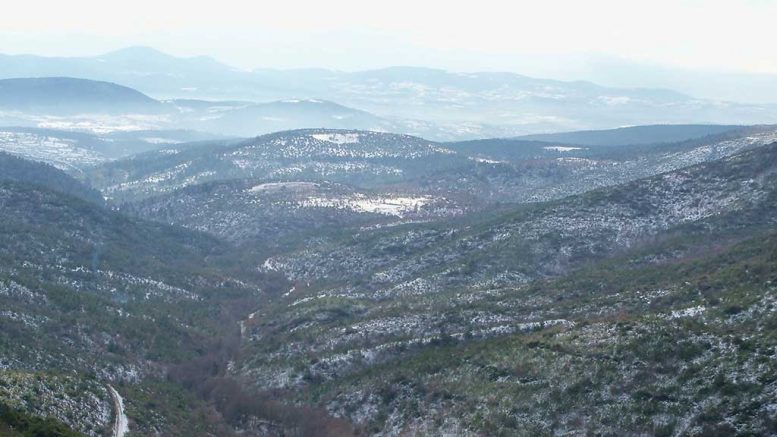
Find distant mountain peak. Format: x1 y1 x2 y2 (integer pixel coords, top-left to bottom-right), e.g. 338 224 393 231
102 45 167 56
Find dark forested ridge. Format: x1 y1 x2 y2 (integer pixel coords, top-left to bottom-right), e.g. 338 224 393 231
513 123 744 146
0 177 358 435
0 152 104 204
0 77 162 114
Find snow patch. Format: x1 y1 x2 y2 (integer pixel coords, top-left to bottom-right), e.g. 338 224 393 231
247 181 318 193
301 194 432 217
668 305 706 319
310 133 360 144
470 156 506 164
141 137 181 145
544 146 584 152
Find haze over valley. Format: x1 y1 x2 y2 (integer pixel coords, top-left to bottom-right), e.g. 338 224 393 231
3 48 777 142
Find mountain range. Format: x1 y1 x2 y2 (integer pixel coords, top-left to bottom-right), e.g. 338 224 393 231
1 123 775 435
1 45 776 436
2 47 777 139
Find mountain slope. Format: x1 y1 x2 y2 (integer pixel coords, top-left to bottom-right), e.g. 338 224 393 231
263 141 777 291
0 77 162 114
2 129 776 436
93 126 777 204
0 179 245 369
0 401 86 437
0 180 271 435
234 143 777 435
171 98 399 137
90 129 468 201
244 228 777 435
0 176 360 435
435 125 777 204
0 152 103 203
0 127 231 173
97 127 777 251
126 179 460 248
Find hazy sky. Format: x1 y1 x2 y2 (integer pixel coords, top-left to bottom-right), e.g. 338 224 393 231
2 0 777 75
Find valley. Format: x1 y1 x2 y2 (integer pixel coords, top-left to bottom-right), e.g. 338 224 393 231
0 118 775 435
0 40 775 436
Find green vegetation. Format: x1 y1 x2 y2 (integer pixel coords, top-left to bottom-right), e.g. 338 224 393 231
0 401 85 437
0 152 103 204
233 141 777 434
260 229 777 435
2 133 777 435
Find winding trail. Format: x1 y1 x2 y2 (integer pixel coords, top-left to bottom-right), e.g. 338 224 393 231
107 384 129 437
